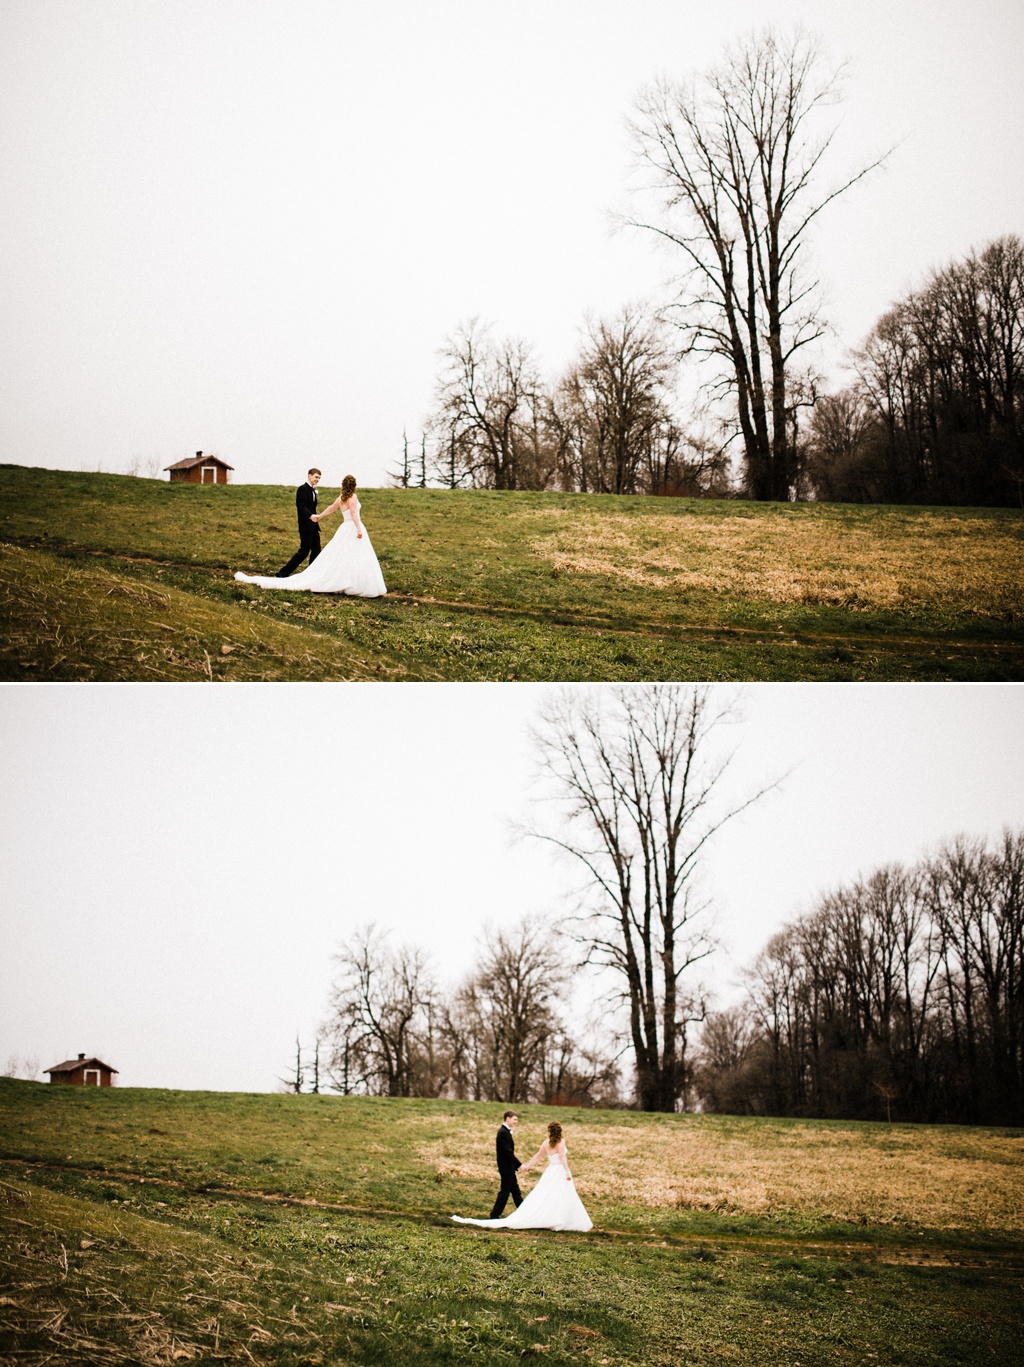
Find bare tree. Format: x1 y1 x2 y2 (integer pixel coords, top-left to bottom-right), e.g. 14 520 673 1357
529 686 772 1111
928 829 1024 1123
548 305 677 495
425 918 620 1105
642 407 734 498
435 422 467 490
388 430 413 488
279 1035 304 1093
323 924 435 1097
535 1026 624 1108
472 917 567 1103
1 1054 40 1080
800 388 878 501
433 918 568 1103
692 1006 759 1113
434 979 488 1101
430 319 554 490
630 28 883 500
387 428 431 490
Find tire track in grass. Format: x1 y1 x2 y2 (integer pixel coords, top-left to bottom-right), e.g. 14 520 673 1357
4 1158 1022 1272
6 534 1021 663
383 593 1022 659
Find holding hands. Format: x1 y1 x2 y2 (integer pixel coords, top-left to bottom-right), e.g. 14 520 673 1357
313 493 362 535
520 1121 574 1182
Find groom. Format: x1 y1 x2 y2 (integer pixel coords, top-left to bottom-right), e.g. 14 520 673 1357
278 467 322 578
490 1110 523 1218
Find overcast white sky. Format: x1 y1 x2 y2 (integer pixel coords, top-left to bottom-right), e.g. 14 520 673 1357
1 0 1022 487
1 683 1021 1093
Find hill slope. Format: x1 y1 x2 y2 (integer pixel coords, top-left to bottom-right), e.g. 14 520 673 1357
1 1081 1022 1365
2 466 1022 680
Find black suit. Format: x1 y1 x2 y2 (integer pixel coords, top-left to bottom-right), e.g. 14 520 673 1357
489 1123 523 1218
278 481 321 577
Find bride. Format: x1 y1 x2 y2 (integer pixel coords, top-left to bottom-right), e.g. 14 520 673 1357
234 475 386 597
452 1122 592 1233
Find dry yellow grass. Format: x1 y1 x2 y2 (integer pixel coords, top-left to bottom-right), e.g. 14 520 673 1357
416 1113 1024 1233
525 508 1024 617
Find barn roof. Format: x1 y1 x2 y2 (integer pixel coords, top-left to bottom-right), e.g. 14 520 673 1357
163 452 235 472
46 1057 119 1074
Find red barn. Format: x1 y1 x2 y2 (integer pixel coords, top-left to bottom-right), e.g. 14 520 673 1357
164 450 234 484
46 1053 118 1087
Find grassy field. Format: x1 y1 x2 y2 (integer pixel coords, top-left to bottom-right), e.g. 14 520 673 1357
1 1080 1022 1365
1 465 1022 681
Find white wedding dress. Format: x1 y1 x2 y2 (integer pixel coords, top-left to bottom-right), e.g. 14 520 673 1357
234 499 386 597
452 1147 593 1233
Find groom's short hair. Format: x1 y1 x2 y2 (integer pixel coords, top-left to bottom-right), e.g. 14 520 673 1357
308 467 321 477
503 1110 517 1121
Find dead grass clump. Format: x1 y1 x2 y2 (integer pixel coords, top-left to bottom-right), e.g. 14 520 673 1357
424 1146 493 1183
105 583 170 611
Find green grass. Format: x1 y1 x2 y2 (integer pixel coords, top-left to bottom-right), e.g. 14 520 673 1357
2 465 1022 680
1 1081 1022 1365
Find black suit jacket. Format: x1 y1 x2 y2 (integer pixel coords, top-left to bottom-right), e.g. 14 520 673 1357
496 1124 520 1180
295 482 318 533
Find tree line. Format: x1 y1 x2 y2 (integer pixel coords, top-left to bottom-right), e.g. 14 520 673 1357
391 309 731 500
695 828 1024 1126
396 28 1021 506
305 821 1023 1129
312 918 620 1108
805 236 1024 506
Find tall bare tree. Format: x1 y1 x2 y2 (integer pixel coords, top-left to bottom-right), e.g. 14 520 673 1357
630 28 883 500
530 686 771 1111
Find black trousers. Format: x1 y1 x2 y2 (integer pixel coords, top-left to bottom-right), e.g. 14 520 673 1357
489 1173 523 1219
278 525 321 578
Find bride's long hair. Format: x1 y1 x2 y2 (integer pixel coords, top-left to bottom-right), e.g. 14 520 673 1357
547 1121 562 1147
340 474 357 502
